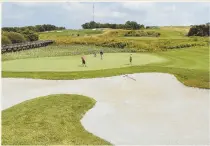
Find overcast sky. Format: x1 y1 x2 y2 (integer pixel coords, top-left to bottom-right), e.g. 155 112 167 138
2 2 210 29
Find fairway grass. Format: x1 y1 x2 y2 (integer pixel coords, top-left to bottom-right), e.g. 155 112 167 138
2 53 166 72
153 46 209 71
2 94 111 145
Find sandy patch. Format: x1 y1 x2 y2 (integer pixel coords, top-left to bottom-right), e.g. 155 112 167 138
1 73 209 145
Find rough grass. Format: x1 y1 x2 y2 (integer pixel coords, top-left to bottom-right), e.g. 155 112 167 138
1 45 132 61
2 94 111 145
39 27 209 52
54 35 208 52
39 29 103 40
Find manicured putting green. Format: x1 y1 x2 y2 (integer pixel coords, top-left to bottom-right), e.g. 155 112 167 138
2 53 166 72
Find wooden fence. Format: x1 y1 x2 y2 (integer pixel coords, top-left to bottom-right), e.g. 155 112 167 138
1 40 54 54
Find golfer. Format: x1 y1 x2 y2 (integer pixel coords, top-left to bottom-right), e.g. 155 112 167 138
81 56 86 67
100 50 104 60
93 51 97 57
130 54 132 65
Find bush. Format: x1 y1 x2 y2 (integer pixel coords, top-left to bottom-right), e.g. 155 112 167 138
1 35 12 45
124 30 160 37
22 30 39 41
146 26 160 29
192 37 198 41
25 33 38 41
188 23 209 36
163 42 206 49
4 32 26 44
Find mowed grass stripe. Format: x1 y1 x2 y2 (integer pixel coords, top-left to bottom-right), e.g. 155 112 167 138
154 46 209 71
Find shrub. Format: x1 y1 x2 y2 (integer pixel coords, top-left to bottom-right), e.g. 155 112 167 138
192 37 198 41
22 30 39 41
188 23 209 36
1 35 12 45
4 31 26 44
124 30 160 37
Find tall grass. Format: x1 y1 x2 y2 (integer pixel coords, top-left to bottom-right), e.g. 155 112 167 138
2 45 132 61
55 36 207 52
38 28 209 52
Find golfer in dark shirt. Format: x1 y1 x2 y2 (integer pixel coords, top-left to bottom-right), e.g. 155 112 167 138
100 50 103 60
81 56 86 67
130 54 132 65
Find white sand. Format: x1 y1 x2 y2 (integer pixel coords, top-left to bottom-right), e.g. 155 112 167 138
1 73 209 145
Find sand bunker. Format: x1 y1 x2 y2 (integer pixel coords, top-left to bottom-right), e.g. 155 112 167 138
1 73 209 145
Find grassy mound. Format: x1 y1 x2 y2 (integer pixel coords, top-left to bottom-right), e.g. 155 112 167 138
39 29 103 40
2 94 111 145
39 27 209 52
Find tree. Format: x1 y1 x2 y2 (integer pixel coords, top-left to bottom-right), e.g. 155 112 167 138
116 24 125 29
35 25 45 32
82 23 90 29
125 21 140 30
81 21 144 30
89 21 97 29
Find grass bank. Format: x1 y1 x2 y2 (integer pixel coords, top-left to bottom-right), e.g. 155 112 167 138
2 66 209 89
2 94 111 145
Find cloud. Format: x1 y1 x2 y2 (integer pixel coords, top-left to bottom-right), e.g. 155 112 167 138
11 2 42 7
121 2 155 11
112 11 127 18
2 2 209 29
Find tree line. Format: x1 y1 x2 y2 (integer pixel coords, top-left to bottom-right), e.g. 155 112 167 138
188 23 209 36
82 21 145 30
1 24 66 45
2 24 66 33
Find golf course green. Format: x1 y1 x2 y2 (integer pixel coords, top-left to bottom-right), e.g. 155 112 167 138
2 53 166 72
